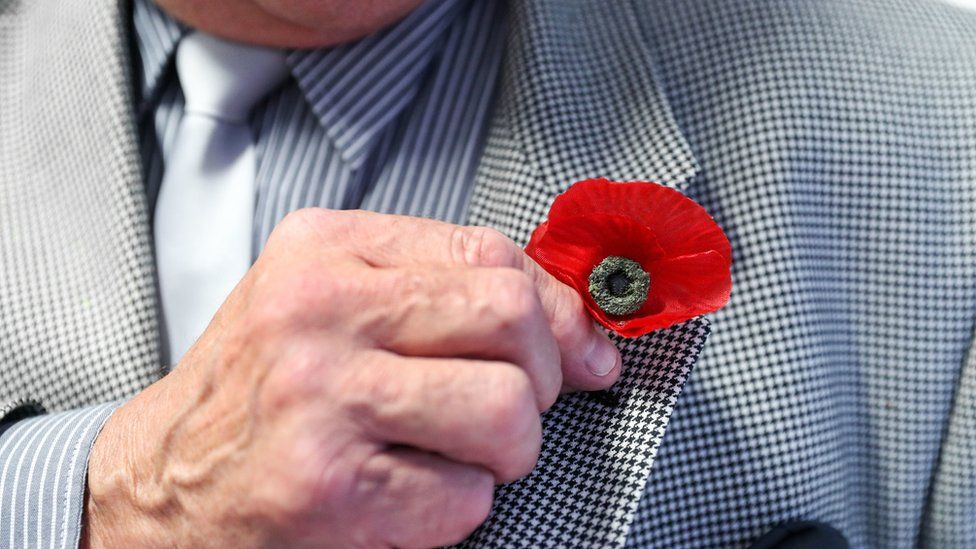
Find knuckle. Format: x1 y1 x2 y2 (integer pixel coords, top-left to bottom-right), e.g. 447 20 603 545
447 472 494 541
309 268 365 305
341 366 406 430
379 271 436 331
481 368 541 480
261 342 325 405
536 371 561 413
248 432 363 539
388 270 432 302
482 368 533 434
484 269 540 331
549 288 589 343
274 208 329 240
254 267 363 329
295 447 354 517
270 208 360 250
454 226 521 268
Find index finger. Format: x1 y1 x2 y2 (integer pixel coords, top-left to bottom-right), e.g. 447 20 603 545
309 209 622 390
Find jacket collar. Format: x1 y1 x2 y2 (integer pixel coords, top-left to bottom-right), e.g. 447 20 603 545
462 1 705 545
132 0 467 168
467 0 699 236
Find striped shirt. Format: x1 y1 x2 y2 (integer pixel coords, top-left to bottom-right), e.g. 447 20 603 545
136 0 507 255
0 1 506 546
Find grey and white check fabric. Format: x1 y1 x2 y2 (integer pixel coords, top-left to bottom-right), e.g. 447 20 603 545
2 0 976 547
458 1 710 545
624 1 976 547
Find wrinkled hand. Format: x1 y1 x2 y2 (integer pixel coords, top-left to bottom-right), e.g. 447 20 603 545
83 209 621 548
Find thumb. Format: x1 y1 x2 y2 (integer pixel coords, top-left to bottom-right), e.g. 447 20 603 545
525 259 622 391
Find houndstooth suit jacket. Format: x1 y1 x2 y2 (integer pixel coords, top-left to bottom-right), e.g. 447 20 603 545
1 0 975 547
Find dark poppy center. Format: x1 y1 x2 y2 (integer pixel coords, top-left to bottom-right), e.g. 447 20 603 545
606 271 632 297
588 256 650 317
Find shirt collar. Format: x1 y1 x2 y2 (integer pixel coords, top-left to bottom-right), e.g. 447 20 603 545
132 0 185 100
133 0 467 168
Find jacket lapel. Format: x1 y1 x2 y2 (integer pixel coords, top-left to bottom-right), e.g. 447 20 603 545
0 0 163 413
466 0 699 245
4 0 707 542
461 1 709 546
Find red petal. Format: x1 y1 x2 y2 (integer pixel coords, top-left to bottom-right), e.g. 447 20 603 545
608 251 732 337
526 213 665 291
548 178 731 262
526 179 733 338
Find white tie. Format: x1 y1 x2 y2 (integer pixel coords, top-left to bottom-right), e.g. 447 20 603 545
154 32 288 364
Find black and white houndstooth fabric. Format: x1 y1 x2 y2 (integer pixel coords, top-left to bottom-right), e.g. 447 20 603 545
624 1 976 547
458 1 712 545
2 0 975 547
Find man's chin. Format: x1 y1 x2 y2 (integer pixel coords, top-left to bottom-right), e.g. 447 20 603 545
154 0 426 49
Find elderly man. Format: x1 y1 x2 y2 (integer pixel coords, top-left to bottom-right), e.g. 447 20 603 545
1 0 975 547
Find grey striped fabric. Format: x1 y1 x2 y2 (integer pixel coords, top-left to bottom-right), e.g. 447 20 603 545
0 0 506 545
0 404 117 548
135 0 506 258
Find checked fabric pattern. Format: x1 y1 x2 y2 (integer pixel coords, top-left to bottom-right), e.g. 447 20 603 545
625 0 976 547
1 1 711 546
0 0 161 416
458 327 708 547
459 1 712 545
2 0 976 547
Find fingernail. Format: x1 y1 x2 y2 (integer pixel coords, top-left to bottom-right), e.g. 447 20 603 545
585 336 619 377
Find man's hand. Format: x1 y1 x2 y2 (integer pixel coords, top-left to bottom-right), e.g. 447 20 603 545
82 209 621 548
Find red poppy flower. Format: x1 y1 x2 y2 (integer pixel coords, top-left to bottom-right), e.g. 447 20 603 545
525 178 732 338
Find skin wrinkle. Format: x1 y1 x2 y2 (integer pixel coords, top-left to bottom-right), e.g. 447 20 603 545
163 377 254 489
144 367 216 539
135 325 264 540
265 427 369 545
83 209 621 547
347 449 398 545
77 0 620 541
85 382 186 545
